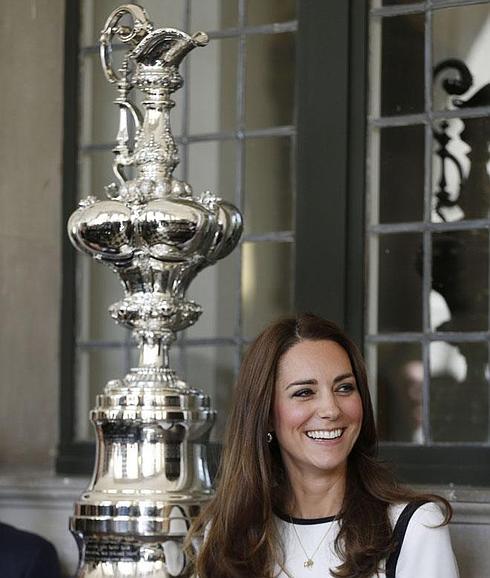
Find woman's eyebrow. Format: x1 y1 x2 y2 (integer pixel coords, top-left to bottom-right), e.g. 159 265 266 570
285 378 317 390
333 372 355 384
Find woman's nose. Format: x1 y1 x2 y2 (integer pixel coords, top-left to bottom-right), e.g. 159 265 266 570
316 392 341 420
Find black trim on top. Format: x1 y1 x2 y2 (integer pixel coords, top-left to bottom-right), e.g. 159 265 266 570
385 500 429 578
275 512 338 525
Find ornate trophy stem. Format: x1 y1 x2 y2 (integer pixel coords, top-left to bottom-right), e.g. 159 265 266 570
68 5 242 576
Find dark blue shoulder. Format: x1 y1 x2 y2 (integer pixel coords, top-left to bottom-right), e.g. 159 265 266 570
0 522 62 578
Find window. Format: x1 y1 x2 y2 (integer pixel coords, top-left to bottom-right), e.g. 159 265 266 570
294 0 490 484
367 0 490 484
60 0 490 484
59 0 297 473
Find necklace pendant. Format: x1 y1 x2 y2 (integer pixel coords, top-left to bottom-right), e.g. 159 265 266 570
304 559 314 569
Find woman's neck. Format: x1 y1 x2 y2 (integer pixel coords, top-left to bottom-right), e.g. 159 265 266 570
285 467 346 519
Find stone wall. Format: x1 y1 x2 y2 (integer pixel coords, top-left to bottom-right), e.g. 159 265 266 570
0 0 64 467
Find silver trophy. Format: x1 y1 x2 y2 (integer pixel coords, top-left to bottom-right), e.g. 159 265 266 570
67 4 242 576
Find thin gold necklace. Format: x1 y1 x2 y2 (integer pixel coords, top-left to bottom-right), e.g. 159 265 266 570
289 515 337 569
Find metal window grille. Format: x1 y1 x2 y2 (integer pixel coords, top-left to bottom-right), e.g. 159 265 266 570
74 0 298 441
367 0 490 447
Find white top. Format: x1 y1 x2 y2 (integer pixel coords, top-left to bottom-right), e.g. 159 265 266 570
274 502 460 578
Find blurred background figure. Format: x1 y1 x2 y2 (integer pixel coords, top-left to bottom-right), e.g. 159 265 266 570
0 522 62 578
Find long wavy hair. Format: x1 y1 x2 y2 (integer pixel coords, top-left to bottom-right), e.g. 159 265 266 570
189 313 450 578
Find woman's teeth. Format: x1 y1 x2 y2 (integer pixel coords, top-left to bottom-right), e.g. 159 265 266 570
306 429 344 440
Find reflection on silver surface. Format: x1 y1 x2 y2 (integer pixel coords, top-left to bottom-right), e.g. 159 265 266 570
68 4 242 576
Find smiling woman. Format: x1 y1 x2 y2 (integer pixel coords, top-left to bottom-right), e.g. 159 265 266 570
273 340 363 492
188 314 460 578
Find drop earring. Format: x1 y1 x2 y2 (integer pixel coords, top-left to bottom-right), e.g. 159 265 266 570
266 432 273 443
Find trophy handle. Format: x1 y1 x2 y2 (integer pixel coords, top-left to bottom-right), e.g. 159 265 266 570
99 4 152 84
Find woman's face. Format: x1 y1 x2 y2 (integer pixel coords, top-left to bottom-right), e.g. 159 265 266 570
272 339 363 480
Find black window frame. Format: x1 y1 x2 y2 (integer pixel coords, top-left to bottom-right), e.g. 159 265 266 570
58 0 92 474
58 0 490 485
295 0 490 486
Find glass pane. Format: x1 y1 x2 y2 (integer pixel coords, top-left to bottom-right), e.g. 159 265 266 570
79 150 116 201
433 4 490 111
430 341 488 442
80 54 116 147
188 38 238 134
88 262 127 342
378 233 423 332
75 348 127 441
242 242 293 337
432 229 488 332
381 15 424 116
376 342 424 443
245 32 296 129
191 0 238 30
184 345 236 441
379 125 424 223
245 137 293 235
432 116 490 222
82 0 184 46
187 250 240 339
76 257 127 343
247 0 296 27
187 141 235 203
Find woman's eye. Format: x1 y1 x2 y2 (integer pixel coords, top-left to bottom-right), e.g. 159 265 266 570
292 388 314 398
336 383 356 394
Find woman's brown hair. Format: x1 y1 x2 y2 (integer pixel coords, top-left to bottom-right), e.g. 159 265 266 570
189 313 451 578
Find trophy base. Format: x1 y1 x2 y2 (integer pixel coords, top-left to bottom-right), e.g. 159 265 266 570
72 534 198 578
71 499 204 578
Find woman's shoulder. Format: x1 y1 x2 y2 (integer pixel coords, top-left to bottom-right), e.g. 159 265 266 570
385 501 459 577
388 500 445 528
